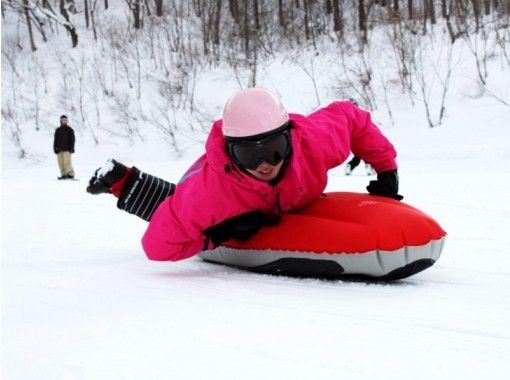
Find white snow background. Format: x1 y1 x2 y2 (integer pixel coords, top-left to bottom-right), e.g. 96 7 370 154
3 7 510 380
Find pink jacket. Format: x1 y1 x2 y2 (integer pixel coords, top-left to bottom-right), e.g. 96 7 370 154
142 101 397 261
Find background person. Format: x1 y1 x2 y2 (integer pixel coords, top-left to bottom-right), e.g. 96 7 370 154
345 155 376 176
53 115 75 180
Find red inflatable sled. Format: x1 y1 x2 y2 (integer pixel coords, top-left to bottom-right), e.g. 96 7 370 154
199 192 446 281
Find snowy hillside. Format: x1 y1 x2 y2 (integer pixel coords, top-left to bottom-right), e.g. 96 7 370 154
3 87 510 380
3 2 510 379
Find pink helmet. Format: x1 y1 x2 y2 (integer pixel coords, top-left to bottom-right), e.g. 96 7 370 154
222 88 289 138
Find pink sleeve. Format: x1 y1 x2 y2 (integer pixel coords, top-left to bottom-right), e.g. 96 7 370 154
308 101 397 173
346 103 397 173
140 160 218 262
141 196 211 262
140 158 236 262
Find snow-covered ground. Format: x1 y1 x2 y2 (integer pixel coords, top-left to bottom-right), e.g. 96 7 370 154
3 86 510 379
3 6 510 372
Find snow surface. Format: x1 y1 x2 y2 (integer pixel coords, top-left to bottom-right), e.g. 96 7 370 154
3 93 510 379
2 15 510 378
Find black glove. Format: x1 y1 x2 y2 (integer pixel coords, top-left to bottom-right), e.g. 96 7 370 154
204 210 280 247
366 170 404 200
87 159 128 194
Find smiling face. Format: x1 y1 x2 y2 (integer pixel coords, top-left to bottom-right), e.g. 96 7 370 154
245 160 285 182
226 125 291 182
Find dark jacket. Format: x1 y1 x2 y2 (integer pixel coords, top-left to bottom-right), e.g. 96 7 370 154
53 125 75 154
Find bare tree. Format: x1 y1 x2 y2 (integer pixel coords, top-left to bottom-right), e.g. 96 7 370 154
155 0 163 16
253 0 260 30
410 30 457 127
13 0 79 47
386 18 416 103
2 64 26 158
90 0 99 40
31 57 44 131
278 0 285 29
441 0 447 18
23 0 37 51
332 0 343 34
2 103 26 158
428 0 436 25
125 0 142 29
109 92 143 141
84 0 90 28
60 0 79 46
333 36 377 111
359 0 367 43
56 53 75 115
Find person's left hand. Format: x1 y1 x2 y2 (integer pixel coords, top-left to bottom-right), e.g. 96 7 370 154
366 170 404 200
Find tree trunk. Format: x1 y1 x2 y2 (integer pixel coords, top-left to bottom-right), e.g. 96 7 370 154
23 0 37 51
90 0 98 40
29 9 48 42
132 0 141 29
472 0 480 32
243 0 250 56
213 0 222 45
359 0 367 33
144 0 151 17
84 0 89 28
332 0 342 32
304 0 310 39
441 0 447 17
408 0 413 19
278 0 285 28
484 0 490 15
104 0 108 10
229 0 240 22
326 0 332 14
60 0 79 47
253 0 260 30
193 0 202 17
429 0 436 24
422 0 427 34
155 0 163 16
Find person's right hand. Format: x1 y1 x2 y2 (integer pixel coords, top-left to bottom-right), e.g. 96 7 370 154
86 159 128 195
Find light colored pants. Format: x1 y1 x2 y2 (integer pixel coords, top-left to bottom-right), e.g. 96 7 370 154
57 151 74 177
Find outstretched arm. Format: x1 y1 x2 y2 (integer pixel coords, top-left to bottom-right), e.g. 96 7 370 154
307 101 402 200
87 159 175 221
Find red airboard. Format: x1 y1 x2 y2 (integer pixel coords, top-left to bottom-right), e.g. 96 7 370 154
224 192 446 254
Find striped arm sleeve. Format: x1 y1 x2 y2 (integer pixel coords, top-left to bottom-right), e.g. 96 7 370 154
117 167 176 221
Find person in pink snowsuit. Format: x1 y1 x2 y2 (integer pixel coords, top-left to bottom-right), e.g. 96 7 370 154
87 88 402 262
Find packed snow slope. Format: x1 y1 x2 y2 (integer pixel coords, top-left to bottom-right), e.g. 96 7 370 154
3 80 510 378
3 98 510 380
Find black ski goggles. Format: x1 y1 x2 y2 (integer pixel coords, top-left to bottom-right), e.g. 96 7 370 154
226 125 292 171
